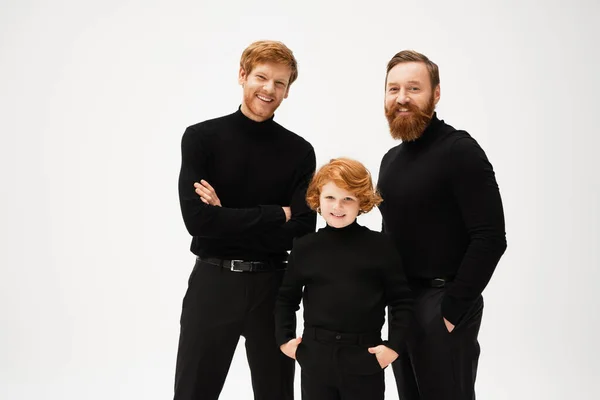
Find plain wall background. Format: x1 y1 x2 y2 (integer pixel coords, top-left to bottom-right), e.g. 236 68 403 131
1 0 599 398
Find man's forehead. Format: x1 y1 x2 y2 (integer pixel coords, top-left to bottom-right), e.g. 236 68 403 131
387 62 429 82
387 78 424 86
251 62 291 78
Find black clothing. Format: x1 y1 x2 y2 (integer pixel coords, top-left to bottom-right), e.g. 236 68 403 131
275 221 413 399
275 221 413 353
378 114 506 400
392 286 483 400
200 257 288 272
174 108 316 400
377 113 506 325
178 107 316 261
174 259 295 400
297 335 386 400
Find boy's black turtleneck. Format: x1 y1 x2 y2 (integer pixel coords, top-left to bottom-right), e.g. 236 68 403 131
275 220 413 353
321 219 361 232
178 107 316 261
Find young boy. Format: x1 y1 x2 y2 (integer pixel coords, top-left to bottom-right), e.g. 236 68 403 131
275 158 414 400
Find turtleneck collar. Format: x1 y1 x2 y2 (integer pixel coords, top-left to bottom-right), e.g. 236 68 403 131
404 112 443 147
233 106 276 130
321 219 362 233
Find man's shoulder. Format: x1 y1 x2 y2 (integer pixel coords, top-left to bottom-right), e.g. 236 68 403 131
185 112 236 135
439 123 485 156
381 142 403 163
434 120 492 167
181 112 239 148
272 121 314 152
436 118 474 145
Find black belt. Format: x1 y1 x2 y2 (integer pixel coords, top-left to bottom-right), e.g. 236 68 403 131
409 276 455 288
304 327 381 345
197 256 287 273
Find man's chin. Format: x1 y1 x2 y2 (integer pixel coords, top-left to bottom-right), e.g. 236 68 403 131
388 113 433 142
388 122 423 142
389 130 421 142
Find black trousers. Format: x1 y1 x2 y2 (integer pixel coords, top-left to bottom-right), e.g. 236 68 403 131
296 328 385 400
173 259 295 400
392 287 484 400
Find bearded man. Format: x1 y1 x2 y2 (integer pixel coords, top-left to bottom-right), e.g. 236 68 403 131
377 50 507 400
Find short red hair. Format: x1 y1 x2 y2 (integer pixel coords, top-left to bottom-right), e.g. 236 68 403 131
240 40 298 85
306 158 383 214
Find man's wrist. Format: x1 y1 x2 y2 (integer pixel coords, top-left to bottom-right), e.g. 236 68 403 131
441 293 474 326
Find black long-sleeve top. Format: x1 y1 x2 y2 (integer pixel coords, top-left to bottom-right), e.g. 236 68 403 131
178 107 316 261
275 221 414 353
377 113 507 325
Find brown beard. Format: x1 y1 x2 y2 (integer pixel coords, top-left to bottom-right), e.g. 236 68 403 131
385 96 436 142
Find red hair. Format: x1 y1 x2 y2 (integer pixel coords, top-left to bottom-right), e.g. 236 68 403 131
240 40 298 85
306 158 382 214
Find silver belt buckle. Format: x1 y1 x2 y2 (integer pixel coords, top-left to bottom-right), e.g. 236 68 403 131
230 259 244 272
431 278 446 288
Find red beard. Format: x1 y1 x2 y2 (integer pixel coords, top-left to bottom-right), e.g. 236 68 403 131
385 96 436 142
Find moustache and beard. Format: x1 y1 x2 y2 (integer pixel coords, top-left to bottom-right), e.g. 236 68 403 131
385 95 436 142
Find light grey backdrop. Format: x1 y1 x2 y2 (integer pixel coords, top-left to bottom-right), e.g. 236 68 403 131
1 0 598 399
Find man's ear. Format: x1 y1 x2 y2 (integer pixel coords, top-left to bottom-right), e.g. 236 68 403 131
434 84 441 105
238 67 247 85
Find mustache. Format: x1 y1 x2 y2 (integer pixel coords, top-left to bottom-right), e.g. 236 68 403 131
386 102 424 118
384 97 436 142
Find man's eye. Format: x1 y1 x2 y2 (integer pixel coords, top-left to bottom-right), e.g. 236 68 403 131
409 87 419 91
389 88 398 92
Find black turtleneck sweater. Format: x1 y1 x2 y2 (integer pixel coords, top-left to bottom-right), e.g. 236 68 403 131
377 113 507 325
275 221 414 353
178 108 316 261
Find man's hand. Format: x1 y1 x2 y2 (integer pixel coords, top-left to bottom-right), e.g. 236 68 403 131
194 180 221 207
443 317 455 333
368 345 398 369
282 206 291 222
280 337 302 360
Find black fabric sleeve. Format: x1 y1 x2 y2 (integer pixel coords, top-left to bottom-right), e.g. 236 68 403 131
442 137 507 325
178 126 286 238
237 148 317 253
274 249 304 346
382 238 414 353
377 152 391 234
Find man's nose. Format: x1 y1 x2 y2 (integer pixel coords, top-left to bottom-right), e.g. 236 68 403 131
396 89 409 104
263 81 275 93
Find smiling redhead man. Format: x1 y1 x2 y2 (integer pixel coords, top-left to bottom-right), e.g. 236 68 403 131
174 40 316 400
